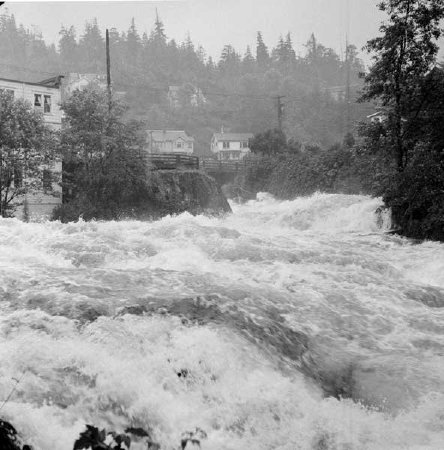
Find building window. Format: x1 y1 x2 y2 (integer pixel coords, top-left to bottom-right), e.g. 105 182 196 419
241 141 248 149
13 166 23 188
222 141 230 149
187 142 192 149
42 169 52 191
44 95 51 113
176 141 183 149
34 94 42 107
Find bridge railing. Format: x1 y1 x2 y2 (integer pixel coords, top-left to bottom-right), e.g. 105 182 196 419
200 157 261 173
144 153 200 170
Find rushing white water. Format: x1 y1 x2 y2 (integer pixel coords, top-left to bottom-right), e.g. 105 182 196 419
1 192 444 450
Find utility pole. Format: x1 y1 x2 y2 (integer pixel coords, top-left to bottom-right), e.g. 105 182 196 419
344 0 351 135
275 95 285 131
345 35 351 135
106 29 112 111
0 150 2 218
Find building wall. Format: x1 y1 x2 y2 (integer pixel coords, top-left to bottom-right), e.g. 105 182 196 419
0 78 63 219
211 139 251 160
12 160 63 221
147 136 194 154
0 79 63 130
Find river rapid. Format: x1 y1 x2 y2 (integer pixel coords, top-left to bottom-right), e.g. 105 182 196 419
1 193 444 450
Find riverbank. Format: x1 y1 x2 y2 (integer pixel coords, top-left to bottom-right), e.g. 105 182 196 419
229 146 444 242
53 170 231 222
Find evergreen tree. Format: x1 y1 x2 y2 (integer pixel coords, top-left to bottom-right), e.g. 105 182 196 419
78 19 105 73
59 25 78 71
242 45 255 73
150 9 167 45
256 31 270 70
125 17 141 64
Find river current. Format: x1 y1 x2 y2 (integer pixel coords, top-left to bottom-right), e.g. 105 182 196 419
1 193 444 449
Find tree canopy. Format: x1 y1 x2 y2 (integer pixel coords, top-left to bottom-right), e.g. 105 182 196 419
0 90 55 217
55 87 149 221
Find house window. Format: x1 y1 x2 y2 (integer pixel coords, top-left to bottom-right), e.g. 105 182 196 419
241 141 249 149
42 169 52 191
222 141 230 149
44 95 51 113
187 142 192 149
176 141 183 149
34 94 42 107
14 166 23 188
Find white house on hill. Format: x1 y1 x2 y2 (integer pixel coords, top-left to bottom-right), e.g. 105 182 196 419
0 75 64 220
210 132 254 161
146 130 194 154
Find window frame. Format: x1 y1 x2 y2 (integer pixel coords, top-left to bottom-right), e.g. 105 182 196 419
42 169 52 192
34 93 42 107
43 94 51 113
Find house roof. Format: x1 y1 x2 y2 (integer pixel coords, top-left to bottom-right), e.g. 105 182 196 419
212 132 253 141
0 76 62 89
147 130 194 142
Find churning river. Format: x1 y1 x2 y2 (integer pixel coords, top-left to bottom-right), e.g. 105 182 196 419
1 193 444 450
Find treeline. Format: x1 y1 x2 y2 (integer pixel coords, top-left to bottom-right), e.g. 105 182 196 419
0 10 370 153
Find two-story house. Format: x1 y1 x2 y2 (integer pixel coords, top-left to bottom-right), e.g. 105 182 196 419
146 130 194 154
0 75 64 220
210 132 253 161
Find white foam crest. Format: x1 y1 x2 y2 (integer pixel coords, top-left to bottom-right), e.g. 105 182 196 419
229 192 386 234
1 194 444 448
1 311 444 449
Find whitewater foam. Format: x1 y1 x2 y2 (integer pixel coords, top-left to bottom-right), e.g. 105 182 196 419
0 193 444 449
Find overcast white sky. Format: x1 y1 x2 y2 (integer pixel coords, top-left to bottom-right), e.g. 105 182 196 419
4 0 385 63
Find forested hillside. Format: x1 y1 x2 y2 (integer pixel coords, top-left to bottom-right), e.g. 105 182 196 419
0 10 371 154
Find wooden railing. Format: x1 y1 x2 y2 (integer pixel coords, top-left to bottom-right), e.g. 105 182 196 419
200 157 261 174
143 153 261 174
145 153 199 170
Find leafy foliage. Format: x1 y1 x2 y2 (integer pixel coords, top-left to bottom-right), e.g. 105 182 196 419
237 130 375 200
72 425 207 450
358 1 444 240
249 128 288 155
360 0 444 171
53 87 151 221
180 428 207 450
0 90 56 217
0 419 32 450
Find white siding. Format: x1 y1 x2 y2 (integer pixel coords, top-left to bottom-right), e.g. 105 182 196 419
0 78 63 219
0 79 63 130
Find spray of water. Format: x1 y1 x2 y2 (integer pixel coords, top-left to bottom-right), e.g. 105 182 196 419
1 193 444 449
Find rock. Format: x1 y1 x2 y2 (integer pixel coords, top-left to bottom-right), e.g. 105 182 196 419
146 170 231 217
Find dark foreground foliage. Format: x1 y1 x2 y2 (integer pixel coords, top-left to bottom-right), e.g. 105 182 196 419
1 419 207 450
0 419 31 450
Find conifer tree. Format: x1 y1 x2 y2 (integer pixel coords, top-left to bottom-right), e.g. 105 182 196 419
256 31 270 71
59 25 78 71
